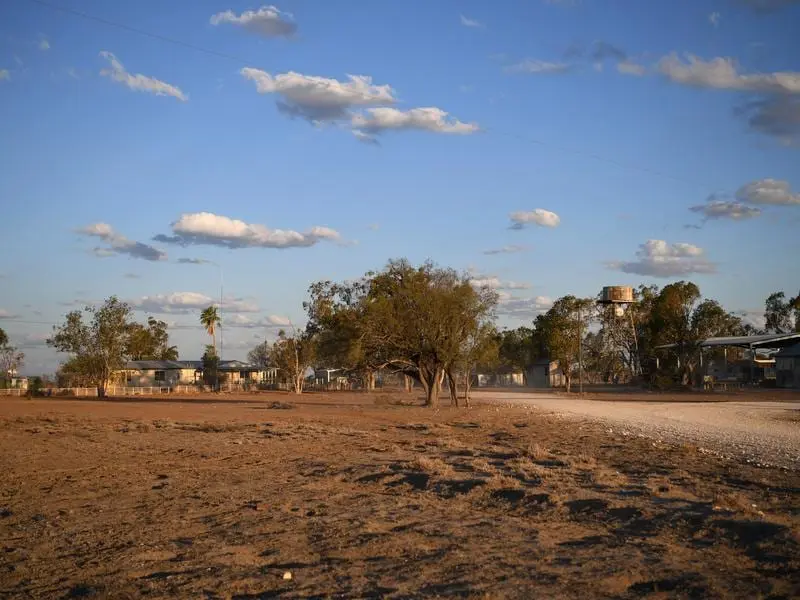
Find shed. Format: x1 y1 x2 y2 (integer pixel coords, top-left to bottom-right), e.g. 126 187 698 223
528 359 564 389
776 343 800 389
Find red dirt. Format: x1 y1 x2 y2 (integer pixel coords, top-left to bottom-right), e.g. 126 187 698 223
1 391 798 599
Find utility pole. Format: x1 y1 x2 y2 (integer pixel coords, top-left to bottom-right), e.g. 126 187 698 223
578 304 584 395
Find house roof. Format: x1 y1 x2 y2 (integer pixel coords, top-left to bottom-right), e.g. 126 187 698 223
776 342 800 358
126 359 270 371
125 360 190 370
656 333 800 351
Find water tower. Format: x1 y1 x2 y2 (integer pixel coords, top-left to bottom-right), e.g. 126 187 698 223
598 286 639 376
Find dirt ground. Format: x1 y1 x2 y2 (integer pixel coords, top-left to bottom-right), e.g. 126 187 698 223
1 391 798 599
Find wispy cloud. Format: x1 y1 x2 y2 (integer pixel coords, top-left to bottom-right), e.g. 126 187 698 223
483 244 530 255
210 6 297 38
504 59 573 75
38 37 50 51
0 70 10 82
131 292 259 315
460 15 484 28
688 198 761 222
709 11 722 27
658 53 800 94
177 257 213 265
351 107 479 139
736 96 800 145
99 51 187 102
0 308 21 319
79 223 167 261
736 178 800 205
154 212 341 249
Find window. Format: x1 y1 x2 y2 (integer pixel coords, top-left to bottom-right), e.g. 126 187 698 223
154 370 166 383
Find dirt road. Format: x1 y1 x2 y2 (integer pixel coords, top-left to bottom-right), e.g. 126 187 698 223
473 391 800 470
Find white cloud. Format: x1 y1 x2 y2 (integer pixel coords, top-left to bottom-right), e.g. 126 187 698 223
351 107 479 136
505 59 573 75
38 39 50 51
353 129 380 145
735 178 800 205
240 67 395 122
132 292 260 315
210 5 297 37
0 308 20 319
496 295 554 319
709 11 721 27
460 15 484 28
617 61 646 76
99 51 187 102
689 200 762 220
657 53 800 94
154 212 341 249
78 222 167 261
0 70 10 82
470 276 531 290
608 240 716 278
226 314 292 328
124 273 140 279
483 244 529 255
509 209 561 229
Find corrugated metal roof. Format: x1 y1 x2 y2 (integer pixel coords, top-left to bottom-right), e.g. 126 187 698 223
656 332 800 350
125 359 267 371
125 360 193 370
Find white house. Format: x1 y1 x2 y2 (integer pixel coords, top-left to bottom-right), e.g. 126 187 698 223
122 360 199 387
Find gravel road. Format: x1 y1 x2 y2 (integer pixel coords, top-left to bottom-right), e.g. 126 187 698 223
473 391 800 470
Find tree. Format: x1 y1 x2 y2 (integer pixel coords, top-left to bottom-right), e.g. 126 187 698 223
764 291 799 333
534 296 594 393
247 340 272 369
0 329 24 387
200 306 221 356
202 345 219 387
362 260 498 407
456 323 499 406
496 326 537 384
270 329 316 394
126 317 178 360
47 296 133 397
304 278 379 390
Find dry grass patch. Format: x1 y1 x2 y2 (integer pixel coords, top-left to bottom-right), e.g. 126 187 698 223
408 455 455 478
527 442 550 460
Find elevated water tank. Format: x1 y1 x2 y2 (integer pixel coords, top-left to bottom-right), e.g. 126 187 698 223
600 286 634 304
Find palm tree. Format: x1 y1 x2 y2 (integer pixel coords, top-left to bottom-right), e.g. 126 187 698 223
200 306 221 355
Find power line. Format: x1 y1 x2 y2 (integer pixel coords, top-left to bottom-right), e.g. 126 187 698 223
20 0 717 192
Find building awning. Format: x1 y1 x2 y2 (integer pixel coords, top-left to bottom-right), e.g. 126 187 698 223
656 332 800 351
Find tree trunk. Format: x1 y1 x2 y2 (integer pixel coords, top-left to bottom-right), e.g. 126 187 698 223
293 372 304 394
419 365 442 407
446 369 458 407
403 374 413 393
565 373 572 393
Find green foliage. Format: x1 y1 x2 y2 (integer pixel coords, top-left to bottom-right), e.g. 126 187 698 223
126 317 178 360
247 340 272 369
0 327 24 384
269 329 317 394
305 259 498 406
764 291 799 333
48 296 133 396
534 295 594 392
202 344 219 387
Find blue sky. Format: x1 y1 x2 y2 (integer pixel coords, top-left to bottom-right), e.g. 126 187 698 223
1 0 799 374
